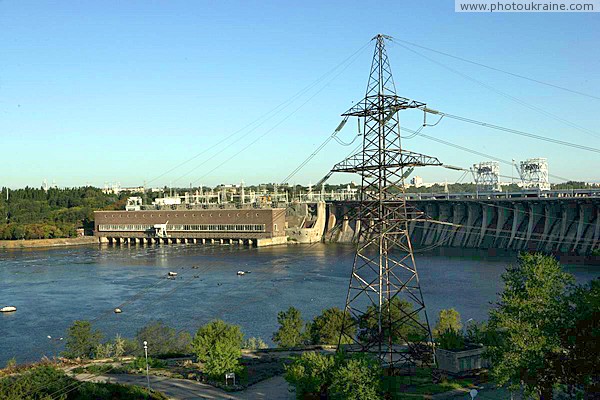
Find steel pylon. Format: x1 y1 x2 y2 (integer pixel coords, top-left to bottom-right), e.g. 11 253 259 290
335 34 441 369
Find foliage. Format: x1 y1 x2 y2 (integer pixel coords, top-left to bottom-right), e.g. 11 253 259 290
63 320 103 359
306 307 355 345
358 297 426 344
94 342 114 359
113 334 126 358
560 278 600 394
243 337 268 350
437 329 466 351
129 357 167 370
433 308 462 339
5 358 17 370
135 321 192 357
0 186 120 239
272 306 306 348
465 320 500 346
486 253 574 399
328 354 382 400
192 320 244 380
0 365 167 399
284 351 382 399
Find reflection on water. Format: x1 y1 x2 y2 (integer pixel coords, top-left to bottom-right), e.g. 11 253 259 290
0 243 598 365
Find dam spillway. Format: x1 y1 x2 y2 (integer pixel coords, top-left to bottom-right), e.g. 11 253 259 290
326 197 600 255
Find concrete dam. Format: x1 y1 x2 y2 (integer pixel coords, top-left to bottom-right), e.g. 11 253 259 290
324 198 600 256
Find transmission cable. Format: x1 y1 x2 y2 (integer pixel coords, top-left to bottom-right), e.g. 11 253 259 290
422 108 600 154
145 39 372 187
392 37 600 101
392 40 600 140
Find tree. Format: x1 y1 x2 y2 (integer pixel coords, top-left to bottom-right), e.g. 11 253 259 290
560 278 600 395
63 320 103 359
243 337 268 350
486 253 574 399
135 321 192 357
192 320 244 380
272 307 305 348
306 307 355 345
284 351 382 400
358 297 425 344
433 308 462 338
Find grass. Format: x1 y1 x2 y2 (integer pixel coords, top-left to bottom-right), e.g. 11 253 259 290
382 367 475 398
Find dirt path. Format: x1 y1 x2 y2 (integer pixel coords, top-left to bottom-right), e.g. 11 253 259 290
74 373 293 400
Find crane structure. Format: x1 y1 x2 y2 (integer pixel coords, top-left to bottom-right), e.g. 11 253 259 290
331 34 441 369
473 161 501 192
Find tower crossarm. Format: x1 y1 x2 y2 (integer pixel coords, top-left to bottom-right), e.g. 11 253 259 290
330 148 442 174
342 95 426 118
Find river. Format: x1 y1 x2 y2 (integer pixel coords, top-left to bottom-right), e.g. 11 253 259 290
0 243 598 366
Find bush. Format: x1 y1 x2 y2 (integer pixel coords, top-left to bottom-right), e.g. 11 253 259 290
129 357 167 370
358 297 426 344
272 307 305 348
135 321 192 358
306 307 355 345
284 352 382 399
433 309 462 339
0 365 168 399
63 320 103 359
437 329 465 351
243 337 268 350
192 320 244 380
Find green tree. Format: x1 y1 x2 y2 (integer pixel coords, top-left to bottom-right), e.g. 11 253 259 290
284 351 382 400
272 306 305 348
486 253 574 399
192 320 244 380
135 321 192 357
433 308 462 338
63 320 103 359
306 307 355 345
560 278 600 395
358 297 425 344
329 354 382 400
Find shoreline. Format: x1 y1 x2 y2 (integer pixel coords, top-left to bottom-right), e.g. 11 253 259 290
0 236 98 250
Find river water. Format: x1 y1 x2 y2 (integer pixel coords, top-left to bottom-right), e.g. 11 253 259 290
0 243 598 366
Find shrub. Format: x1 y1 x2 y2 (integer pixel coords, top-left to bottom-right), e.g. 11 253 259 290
135 321 192 357
433 309 462 339
63 320 103 359
192 320 244 380
306 307 355 345
243 337 268 350
272 306 305 348
437 329 465 351
284 352 382 400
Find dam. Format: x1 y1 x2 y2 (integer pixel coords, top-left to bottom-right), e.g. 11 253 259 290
326 196 600 255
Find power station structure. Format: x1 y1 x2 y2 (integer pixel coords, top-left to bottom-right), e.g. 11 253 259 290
519 158 550 191
473 161 501 192
328 34 441 369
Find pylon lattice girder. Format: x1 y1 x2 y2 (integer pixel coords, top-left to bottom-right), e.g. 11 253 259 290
335 34 436 369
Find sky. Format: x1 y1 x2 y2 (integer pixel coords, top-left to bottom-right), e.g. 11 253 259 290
0 0 598 189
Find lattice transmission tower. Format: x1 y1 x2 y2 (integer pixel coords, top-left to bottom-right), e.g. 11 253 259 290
332 34 442 369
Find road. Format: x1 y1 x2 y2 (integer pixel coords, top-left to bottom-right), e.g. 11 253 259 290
75 373 294 400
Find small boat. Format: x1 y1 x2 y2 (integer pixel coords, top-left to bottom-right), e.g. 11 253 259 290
114 308 122 314
168 271 178 277
1 306 17 313
237 271 245 276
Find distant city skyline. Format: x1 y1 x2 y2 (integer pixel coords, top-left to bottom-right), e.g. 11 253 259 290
1 1 598 188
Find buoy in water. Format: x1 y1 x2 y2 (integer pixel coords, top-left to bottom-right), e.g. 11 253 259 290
168 271 178 277
1 306 17 313
114 308 122 314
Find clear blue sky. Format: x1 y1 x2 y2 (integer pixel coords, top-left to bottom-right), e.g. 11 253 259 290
1 0 598 188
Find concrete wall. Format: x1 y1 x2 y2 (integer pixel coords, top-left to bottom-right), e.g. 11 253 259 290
326 198 600 255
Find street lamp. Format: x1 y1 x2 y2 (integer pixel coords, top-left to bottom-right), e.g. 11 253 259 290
143 341 150 389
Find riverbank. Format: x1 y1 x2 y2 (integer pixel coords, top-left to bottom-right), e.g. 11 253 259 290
0 236 98 250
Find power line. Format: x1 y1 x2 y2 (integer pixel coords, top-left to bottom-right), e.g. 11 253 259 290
392 38 600 101
423 109 600 154
392 40 600 140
